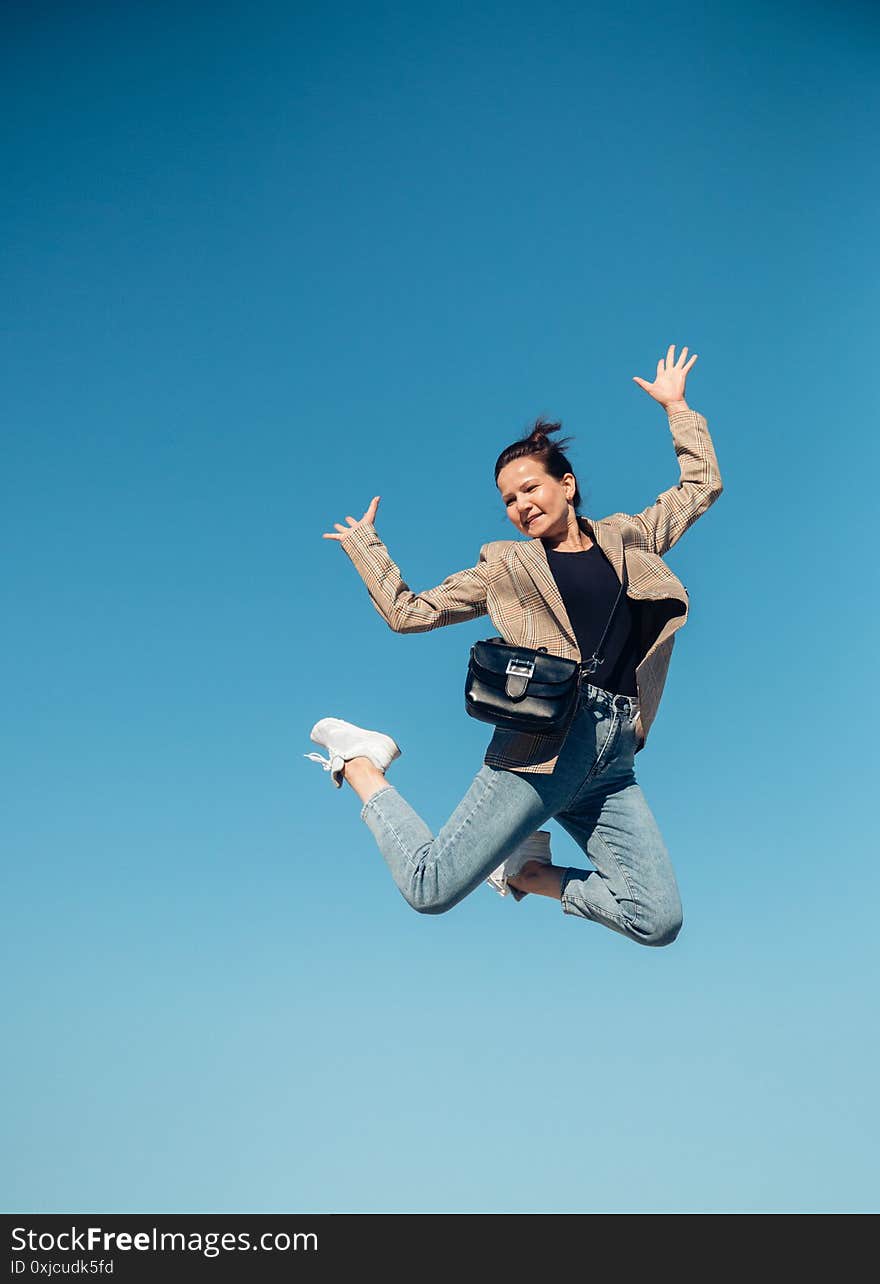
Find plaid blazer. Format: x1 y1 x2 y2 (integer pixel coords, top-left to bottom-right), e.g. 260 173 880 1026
342 407 722 774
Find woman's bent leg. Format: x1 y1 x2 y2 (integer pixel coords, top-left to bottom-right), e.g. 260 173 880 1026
360 765 563 914
555 774 683 946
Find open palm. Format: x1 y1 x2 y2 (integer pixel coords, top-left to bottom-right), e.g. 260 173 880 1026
633 344 697 407
322 495 381 542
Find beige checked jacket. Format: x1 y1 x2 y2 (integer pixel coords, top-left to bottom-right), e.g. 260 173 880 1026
341 407 723 775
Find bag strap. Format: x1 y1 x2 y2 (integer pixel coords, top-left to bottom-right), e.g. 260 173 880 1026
579 556 629 677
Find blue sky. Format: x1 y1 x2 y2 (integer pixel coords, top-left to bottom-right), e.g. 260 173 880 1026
2 0 878 1213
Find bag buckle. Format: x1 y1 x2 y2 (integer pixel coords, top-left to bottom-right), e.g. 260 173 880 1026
505 658 535 679
505 657 534 700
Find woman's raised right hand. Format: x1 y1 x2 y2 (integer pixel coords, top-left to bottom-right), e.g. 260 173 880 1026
322 495 381 542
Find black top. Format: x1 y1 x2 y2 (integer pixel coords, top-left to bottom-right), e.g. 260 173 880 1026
544 542 641 697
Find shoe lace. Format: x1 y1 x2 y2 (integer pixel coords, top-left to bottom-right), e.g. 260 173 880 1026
304 751 333 772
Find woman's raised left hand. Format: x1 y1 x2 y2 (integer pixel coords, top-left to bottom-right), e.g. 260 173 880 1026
632 344 697 409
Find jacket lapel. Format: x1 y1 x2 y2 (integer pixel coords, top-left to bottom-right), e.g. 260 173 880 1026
586 515 688 608
515 539 578 649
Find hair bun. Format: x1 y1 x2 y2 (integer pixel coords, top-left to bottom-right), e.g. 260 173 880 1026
524 417 575 460
527 417 561 445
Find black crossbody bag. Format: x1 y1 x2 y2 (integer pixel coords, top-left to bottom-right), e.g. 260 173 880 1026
464 558 629 734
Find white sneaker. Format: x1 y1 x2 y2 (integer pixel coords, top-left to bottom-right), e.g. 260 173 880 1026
305 716 401 789
487 830 552 900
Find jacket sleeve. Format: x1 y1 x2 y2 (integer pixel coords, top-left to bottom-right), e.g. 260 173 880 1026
610 407 723 556
339 521 490 633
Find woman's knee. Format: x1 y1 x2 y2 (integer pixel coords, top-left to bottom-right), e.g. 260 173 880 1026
404 878 460 916
411 896 455 916
632 907 683 947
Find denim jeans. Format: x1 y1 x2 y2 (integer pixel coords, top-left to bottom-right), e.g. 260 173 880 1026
360 683 683 947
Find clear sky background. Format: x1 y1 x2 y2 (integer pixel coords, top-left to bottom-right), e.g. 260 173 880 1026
2 0 878 1213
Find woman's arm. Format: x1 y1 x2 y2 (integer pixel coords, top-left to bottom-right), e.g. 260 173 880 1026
323 498 490 633
622 343 723 555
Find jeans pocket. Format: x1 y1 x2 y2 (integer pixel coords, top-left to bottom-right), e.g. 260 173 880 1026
627 716 645 761
600 713 638 774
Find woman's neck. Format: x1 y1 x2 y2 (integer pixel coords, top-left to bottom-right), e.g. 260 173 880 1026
542 515 594 552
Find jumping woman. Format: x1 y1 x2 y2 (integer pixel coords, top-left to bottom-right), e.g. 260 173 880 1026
305 344 722 946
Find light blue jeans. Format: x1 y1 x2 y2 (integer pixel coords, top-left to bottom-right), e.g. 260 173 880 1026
360 682 683 947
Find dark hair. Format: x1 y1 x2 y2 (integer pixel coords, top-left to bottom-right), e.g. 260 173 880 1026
494 417 581 510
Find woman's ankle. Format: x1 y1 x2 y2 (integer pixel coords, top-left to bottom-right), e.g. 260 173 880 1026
507 861 564 900
344 756 388 802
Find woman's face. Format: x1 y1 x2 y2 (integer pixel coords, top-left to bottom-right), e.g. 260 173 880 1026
496 456 576 540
